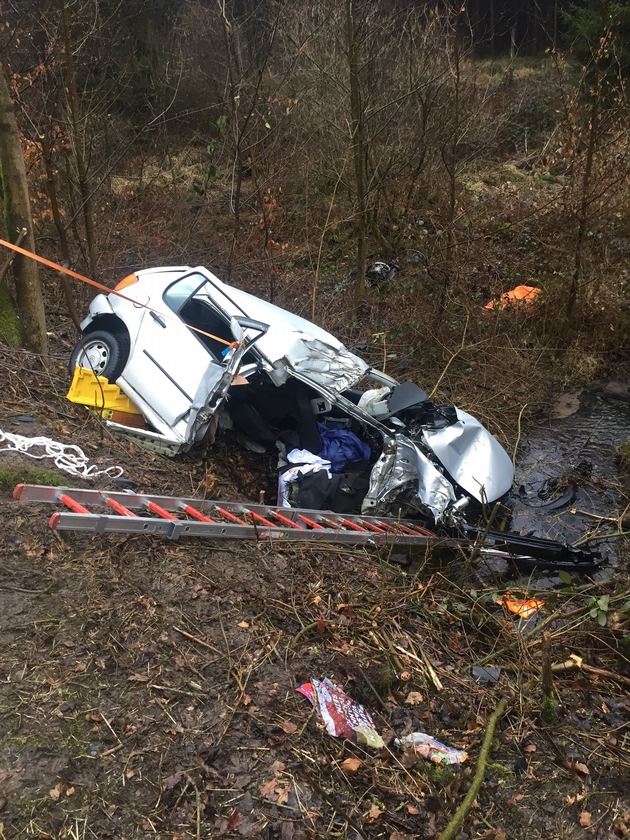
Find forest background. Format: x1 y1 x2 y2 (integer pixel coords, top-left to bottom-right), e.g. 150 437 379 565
1 4 630 840
0 0 628 443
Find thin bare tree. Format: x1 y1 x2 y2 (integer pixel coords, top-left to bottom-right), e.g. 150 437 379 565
0 65 48 354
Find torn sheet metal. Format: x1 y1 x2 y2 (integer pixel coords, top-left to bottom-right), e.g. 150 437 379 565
361 434 456 520
282 337 369 393
422 409 514 504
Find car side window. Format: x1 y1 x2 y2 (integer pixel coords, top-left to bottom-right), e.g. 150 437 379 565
180 298 236 360
163 273 258 365
163 274 207 315
163 274 233 361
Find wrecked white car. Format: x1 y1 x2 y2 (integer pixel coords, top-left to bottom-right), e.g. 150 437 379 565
69 265 514 522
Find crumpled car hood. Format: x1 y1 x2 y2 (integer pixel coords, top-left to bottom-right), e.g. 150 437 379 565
422 408 514 504
279 336 369 392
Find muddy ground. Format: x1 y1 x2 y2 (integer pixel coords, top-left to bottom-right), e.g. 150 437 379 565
0 346 629 840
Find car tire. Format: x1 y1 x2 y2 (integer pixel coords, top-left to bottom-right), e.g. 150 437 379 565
69 330 128 382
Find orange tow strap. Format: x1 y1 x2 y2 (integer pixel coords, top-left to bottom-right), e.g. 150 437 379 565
0 237 237 349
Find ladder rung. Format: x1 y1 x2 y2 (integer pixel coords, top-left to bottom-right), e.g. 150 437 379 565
358 519 387 534
59 493 90 515
216 507 248 525
180 503 215 522
270 510 304 529
340 518 368 532
297 514 326 530
146 500 178 520
318 516 344 530
107 498 137 517
244 509 277 528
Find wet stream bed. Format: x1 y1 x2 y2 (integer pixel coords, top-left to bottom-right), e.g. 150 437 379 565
506 390 630 582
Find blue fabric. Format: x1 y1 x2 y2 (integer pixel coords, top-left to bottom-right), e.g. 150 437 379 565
317 424 371 473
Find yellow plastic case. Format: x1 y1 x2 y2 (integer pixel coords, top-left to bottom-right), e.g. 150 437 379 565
66 366 142 416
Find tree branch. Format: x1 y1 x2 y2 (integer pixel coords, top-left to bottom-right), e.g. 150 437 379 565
439 698 508 840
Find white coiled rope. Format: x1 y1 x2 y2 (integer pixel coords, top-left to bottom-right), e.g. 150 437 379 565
0 428 124 480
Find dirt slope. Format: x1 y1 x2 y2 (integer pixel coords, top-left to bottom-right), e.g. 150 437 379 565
0 347 628 840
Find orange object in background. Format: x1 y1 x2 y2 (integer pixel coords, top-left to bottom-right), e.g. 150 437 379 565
496 592 544 619
485 284 542 310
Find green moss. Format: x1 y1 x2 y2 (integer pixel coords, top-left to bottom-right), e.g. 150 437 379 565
0 467 66 491
615 440 630 470
377 663 395 696
1 162 13 234
0 283 22 346
424 763 454 787
487 761 515 780
540 692 558 724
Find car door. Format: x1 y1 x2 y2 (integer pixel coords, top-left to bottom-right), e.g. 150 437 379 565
120 304 224 429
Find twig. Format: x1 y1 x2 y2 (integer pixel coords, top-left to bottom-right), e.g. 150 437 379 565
429 314 469 399
76 742 124 760
291 621 321 647
357 666 388 710
512 403 528 470
393 643 443 691
149 684 201 696
173 625 223 655
195 786 201 840
551 655 630 687
439 698 508 840
0 228 26 285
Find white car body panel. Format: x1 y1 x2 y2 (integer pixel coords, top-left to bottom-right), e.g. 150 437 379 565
422 409 514 503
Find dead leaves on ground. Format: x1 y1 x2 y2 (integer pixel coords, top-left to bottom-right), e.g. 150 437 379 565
340 756 363 773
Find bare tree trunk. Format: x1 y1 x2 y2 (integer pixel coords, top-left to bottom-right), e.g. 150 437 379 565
60 0 97 278
221 0 244 277
40 133 81 330
439 14 463 315
567 95 598 320
0 66 48 354
346 0 367 308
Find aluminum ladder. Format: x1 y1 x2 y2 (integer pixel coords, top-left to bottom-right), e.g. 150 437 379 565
13 484 442 547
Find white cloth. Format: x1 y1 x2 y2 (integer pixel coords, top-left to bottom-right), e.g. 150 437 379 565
277 448 331 507
357 387 391 417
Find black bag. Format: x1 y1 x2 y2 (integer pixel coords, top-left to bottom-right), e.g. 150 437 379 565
290 464 371 513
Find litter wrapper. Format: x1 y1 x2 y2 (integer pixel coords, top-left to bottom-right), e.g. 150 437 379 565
497 591 544 619
296 678 384 749
484 284 542 311
395 732 469 765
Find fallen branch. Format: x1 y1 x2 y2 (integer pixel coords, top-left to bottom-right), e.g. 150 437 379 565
173 625 222 655
439 698 508 840
291 621 321 647
551 654 630 687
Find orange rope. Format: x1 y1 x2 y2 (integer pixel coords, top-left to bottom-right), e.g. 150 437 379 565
0 237 237 349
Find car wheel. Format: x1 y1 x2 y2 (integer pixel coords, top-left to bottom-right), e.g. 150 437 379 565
69 330 127 382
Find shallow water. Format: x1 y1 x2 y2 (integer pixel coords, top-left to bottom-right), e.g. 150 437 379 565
509 392 629 572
